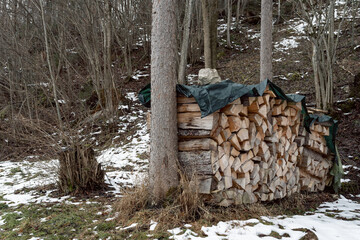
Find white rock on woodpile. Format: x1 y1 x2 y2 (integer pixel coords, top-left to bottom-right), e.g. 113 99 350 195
198 68 222 85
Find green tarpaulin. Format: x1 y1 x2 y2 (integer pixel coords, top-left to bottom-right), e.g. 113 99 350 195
138 79 343 192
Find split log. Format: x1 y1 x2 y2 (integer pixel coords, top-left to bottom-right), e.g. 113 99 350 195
179 138 217 151
178 151 215 176
178 112 219 130
178 103 201 112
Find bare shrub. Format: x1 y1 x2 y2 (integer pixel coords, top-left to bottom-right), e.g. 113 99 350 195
58 144 105 194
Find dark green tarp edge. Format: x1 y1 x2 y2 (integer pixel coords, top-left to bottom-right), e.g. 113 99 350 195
138 79 343 192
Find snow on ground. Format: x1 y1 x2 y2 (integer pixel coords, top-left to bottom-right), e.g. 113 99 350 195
274 19 307 53
0 92 149 207
274 36 302 53
169 196 360 240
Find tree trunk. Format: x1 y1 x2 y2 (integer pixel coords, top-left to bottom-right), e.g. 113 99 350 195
260 0 273 81
312 42 322 109
201 0 212 68
325 0 335 110
227 0 232 48
103 0 115 116
277 0 281 24
150 0 179 203
202 0 217 69
178 0 194 84
209 0 218 68
40 0 62 129
236 0 240 30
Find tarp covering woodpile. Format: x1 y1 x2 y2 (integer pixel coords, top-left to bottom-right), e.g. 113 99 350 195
139 80 343 201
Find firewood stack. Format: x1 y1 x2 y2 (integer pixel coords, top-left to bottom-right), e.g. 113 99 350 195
297 123 333 192
147 87 335 206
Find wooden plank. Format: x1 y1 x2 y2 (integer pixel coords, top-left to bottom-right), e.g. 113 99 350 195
228 156 235 168
219 113 229 129
264 88 277 98
290 108 297 117
198 177 213 194
241 140 252 151
221 141 232 156
256 126 265 141
229 134 241 151
239 106 248 116
257 96 265 105
234 177 248 190
265 133 279 143
303 147 330 162
222 104 243 116
178 129 211 138
228 116 242 132
247 150 254 159
249 113 263 126
288 101 302 111
211 127 224 145
178 138 217 151
178 112 217 130
323 126 330 136
230 98 241 104
233 157 242 171
258 104 268 119
220 128 232 141
263 94 271 105
211 150 220 173
249 97 257 106
219 154 229 172
240 160 254 173
248 101 260 113
178 151 213 175
231 147 240 157
237 128 249 142
177 96 197 103
240 153 248 164
275 116 289 126
240 117 250 129
177 104 201 112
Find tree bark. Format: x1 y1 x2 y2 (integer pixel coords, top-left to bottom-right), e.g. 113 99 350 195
103 0 115 116
150 0 179 203
178 0 194 84
209 0 218 68
201 0 211 68
236 0 240 30
260 0 273 81
312 42 322 109
277 0 281 24
201 0 217 69
40 0 62 129
227 0 232 48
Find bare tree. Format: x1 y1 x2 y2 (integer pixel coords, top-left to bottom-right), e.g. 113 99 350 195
201 0 218 69
226 0 232 48
150 0 179 202
260 0 273 81
40 0 62 128
235 0 241 30
297 0 349 110
178 0 194 84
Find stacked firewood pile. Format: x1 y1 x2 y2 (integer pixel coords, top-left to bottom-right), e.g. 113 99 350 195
176 87 334 206
297 124 333 192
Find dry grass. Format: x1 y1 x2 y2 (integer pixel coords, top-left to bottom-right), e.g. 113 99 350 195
115 176 336 235
58 144 105 194
115 172 210 231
